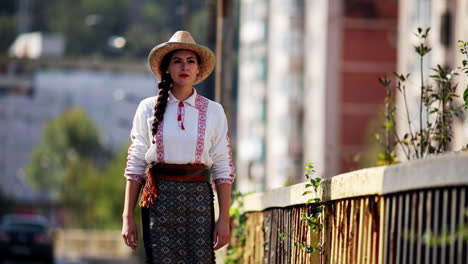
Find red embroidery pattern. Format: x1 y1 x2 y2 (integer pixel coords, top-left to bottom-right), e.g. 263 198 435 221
214 178 233 185
156 120 165 162
125 144 144 183
226 133 236 179
194 94 209 163
125 145 134 170
125 173 145 183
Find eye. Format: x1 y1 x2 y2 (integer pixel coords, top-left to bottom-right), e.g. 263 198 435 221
188 59 196 63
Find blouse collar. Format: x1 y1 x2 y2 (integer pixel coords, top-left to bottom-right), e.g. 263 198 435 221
168 88 197 106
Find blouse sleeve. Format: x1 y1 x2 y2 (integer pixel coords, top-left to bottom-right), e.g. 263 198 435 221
209 105 236 185
124 101 151 184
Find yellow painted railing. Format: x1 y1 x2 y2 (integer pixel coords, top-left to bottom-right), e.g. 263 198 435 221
54 229 133 260
232 152 468 263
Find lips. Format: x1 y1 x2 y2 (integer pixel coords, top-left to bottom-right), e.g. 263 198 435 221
179 74 189 78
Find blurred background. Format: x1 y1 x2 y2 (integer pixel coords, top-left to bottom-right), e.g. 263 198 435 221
1 0 467 263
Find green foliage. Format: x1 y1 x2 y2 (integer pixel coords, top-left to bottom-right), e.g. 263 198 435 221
0 15 16 55
1 0 214 58
279 163 323 255
414 27 432 56
458 40 468 110
375 76 398 166
225 190 250 264
302 163 323 240
24 107 128 229
0 0 16 54
80 144 129 229
56 144 129 229
43 0 133 56
377 28 467 162
25 107 105 196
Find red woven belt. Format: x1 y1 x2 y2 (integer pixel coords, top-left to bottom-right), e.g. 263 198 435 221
155 174 207 181
140 163 209 207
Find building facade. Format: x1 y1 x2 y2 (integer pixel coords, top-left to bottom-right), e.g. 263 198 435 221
236 0 269 191
237 0 399 192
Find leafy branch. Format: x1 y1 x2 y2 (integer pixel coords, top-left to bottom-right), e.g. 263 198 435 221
375 76 400 165
225 190 250 264
376 28 467 162
279 163 323 255
457 40 468 110
415 28 432 157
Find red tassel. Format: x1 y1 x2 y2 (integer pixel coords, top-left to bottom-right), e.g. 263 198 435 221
177 101 185 130
140 163 158 207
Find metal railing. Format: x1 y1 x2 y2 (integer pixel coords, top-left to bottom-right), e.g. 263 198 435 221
233 153 468 263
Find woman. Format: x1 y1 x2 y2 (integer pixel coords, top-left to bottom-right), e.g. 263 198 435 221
121 31 235 263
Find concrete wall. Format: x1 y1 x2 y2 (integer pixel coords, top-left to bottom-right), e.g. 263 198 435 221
242 152 468 211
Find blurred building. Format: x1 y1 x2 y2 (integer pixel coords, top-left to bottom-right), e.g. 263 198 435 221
236 0 269 192
9 32 65 59
339 1 399 171
265 0 305 190
237 0 399 192
398 0 468 149
0 59 155 207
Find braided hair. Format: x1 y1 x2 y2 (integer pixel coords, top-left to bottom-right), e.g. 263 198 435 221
151 51 176 143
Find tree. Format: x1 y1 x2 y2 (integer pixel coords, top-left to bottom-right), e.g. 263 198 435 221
86 143 132 230
25 107 136 229
3 0 215 58
0 0 17 55
25 107 106 199
59 143 132 229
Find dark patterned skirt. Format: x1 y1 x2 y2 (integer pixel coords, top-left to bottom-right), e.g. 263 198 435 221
141 168 216 264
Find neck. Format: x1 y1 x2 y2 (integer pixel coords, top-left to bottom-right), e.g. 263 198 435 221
171 84 194 101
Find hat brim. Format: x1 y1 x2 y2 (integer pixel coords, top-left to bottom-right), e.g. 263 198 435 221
148 42 215 85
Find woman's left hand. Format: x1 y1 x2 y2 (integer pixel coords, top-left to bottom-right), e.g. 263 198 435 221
213 218 230 250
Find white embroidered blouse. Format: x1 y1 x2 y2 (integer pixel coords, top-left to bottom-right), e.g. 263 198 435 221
124 88 236 185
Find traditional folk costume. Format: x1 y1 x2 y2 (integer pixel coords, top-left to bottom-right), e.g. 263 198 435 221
124 31 235 264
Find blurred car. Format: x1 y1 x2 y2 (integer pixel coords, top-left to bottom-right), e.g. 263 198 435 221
0 214 54 263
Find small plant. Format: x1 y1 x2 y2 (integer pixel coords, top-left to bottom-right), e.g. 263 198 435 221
225 190 249 264
279 163 323 254
376 76 398 165
458 40 468 110
377 28 467 162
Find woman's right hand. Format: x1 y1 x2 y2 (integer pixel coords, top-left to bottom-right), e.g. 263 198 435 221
122 216 138 250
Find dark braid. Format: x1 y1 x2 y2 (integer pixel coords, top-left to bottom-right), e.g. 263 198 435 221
151 51 176 143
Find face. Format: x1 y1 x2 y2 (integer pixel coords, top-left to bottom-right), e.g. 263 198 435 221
167 50 200 87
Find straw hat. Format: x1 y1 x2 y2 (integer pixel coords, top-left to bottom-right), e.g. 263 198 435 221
148 31 215 85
